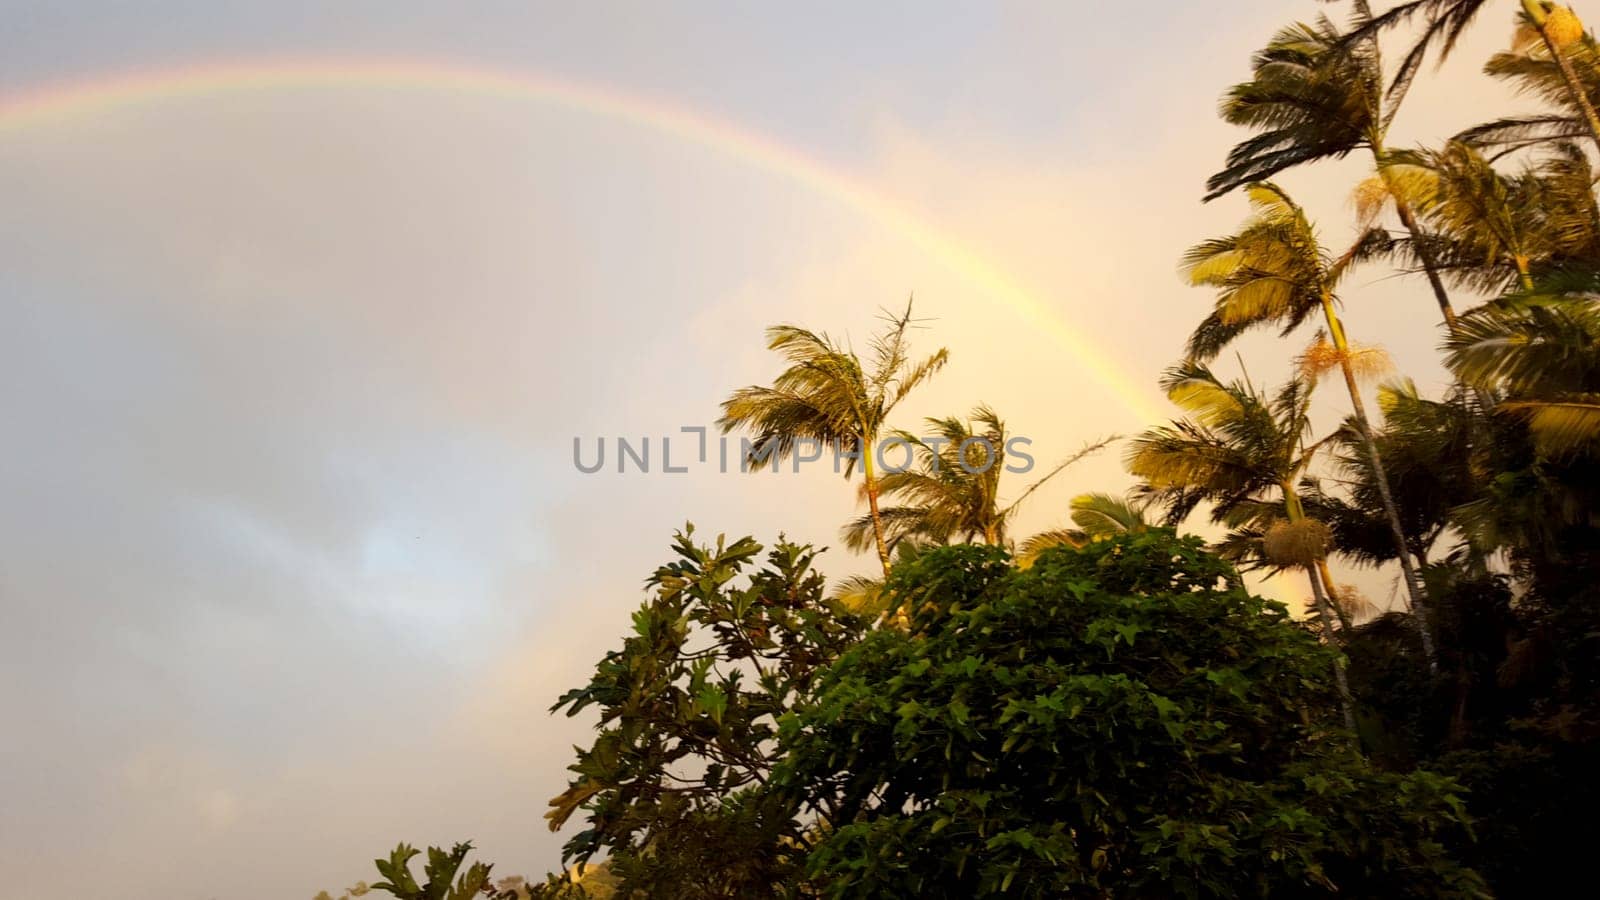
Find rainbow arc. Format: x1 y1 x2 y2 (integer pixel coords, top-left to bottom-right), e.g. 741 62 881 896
0 58 1160 422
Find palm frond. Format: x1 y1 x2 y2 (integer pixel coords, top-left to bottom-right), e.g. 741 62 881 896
1499 396 1600 453
1015 529 1086 569
1069 492 1151 536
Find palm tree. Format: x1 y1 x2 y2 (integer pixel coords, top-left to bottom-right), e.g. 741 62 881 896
1519 1 1600 152
839 412 1115 553
1465 17 1600 151
1207 8 1461 329
1128 363 1357 727
831 424 1113 616
830 540 938 618
1447 275 1600 453
1065 492 1152 534
837 407 1012 552
1353 0 1600 155
1383 141 1600 294
1015 492 1150 568
1183 183 1439 667
718 302 948 576
1304 381 1478 571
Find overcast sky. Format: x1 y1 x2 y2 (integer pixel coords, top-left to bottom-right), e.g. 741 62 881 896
0 2 1537 896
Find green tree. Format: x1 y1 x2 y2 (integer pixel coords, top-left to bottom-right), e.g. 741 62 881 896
366 844 502 900
1518 1 1600 151
719 303 948 575
543 527 867 896
1128 362 1357 722
1466 10 1600 149
776 534 1486 898
1447 275 1600 452
1383 141 1600 294
511 862 618 899
1439 275 1600 583
1302 381 1477 571
830 415 1110 618
828 539 938 618
1183 183 1437 666
838 409 1113 554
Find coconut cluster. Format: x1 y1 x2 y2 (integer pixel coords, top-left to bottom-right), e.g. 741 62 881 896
1546 5 1586 48
1264 518 1331 567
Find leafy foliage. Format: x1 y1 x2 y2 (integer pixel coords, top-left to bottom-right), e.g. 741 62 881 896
543 526 870 896
1382 142 1600 293
367 844 502 900
776 533 1486 898
1130 362 1320 536
356 5 1600 898
1207 15 1386 200
1468 25 1600 150
1015 491 1151 567
1448 276 1600 453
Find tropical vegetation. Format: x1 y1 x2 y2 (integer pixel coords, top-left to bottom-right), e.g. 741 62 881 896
335 1 1600 897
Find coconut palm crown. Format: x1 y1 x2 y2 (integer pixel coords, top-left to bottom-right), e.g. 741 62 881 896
718 301 948 575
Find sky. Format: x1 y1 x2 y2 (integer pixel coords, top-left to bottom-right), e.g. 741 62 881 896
0 2 1540 897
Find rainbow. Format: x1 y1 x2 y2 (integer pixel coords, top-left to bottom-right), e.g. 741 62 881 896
0 58 1160 422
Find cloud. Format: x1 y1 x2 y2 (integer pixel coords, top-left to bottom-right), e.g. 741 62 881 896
0 3 1549 896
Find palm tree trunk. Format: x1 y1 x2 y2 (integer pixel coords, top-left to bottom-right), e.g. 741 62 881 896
1316 559 1354 631
1549 44 1600 156
1370 135 1460 333
1524 0 1600 158
1318 292 1440 672
1305 565 1358 733
1513 255 1536 292
1392 198 1460 332
860 443 892 577
1283 484 1357 733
